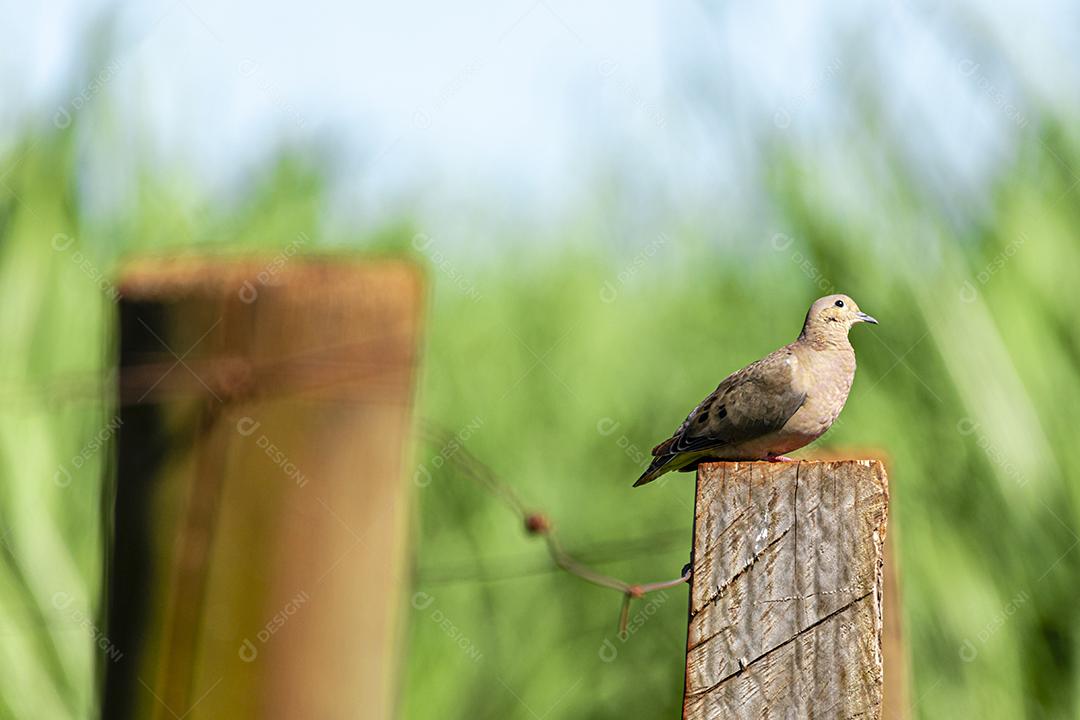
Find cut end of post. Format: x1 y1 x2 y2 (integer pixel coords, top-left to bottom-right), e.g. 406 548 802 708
683 460 889 720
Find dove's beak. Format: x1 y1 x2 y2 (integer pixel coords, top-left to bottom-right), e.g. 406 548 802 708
856 312 879 325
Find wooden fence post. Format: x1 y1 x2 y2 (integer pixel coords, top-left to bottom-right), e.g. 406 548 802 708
103 257 423 720
682 460 889 719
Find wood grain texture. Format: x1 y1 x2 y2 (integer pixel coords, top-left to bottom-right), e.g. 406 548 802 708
104 258 423 720
683 460 889 720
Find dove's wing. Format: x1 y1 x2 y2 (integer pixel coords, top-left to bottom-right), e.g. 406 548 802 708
635 347 806 485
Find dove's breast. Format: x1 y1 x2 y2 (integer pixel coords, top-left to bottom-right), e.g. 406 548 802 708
720 345 856 459
782 346 857 442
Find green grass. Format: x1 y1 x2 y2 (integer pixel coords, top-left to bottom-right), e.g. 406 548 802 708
2 96 1080 719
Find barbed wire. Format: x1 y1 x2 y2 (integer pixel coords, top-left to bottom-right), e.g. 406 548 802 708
417 422 691 633
416 527 690 586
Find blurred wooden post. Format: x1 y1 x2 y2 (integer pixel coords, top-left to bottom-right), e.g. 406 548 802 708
881 531 910 719
682 461 889 720
103 258 423 720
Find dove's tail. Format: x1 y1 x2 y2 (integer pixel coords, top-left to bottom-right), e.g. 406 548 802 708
634 450 711 486
633 454 679 487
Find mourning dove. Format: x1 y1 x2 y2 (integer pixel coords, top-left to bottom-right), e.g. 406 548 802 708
634 294 877 487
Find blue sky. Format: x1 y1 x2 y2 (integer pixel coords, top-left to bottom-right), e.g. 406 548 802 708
4 0 1075 228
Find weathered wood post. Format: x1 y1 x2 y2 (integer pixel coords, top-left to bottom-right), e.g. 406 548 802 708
682 460 889 719
104 257 423 719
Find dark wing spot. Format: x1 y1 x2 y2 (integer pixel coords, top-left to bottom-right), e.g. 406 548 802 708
695 412 708 425
715 405 727 419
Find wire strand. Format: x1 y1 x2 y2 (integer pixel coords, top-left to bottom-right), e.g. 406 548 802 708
417 420 691 633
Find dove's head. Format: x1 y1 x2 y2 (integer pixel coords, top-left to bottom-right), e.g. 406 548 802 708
800 294 878 344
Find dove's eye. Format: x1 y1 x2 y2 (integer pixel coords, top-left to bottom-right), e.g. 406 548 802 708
834 300 845 308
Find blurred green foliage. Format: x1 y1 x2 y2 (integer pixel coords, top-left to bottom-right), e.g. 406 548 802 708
2 77 1080 720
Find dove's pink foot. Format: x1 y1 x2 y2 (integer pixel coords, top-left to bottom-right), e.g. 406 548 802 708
766 454 796 462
